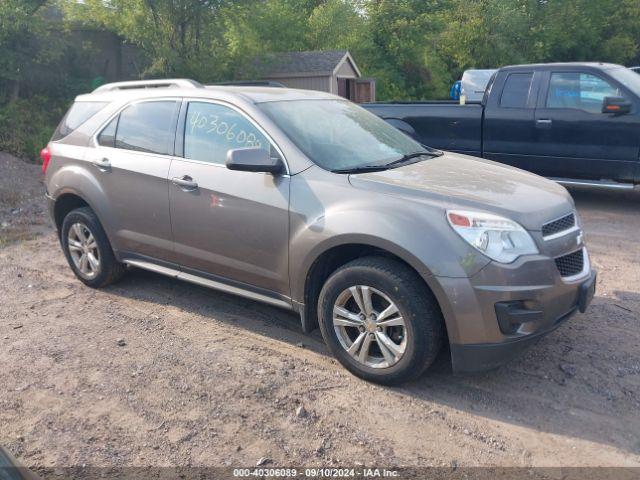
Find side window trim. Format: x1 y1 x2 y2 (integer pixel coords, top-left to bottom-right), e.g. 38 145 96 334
178 97 290 175
174 98 188 158
92 98 181 157
543 71 628 114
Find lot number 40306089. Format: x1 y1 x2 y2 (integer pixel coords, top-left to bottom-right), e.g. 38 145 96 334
189 111 263 149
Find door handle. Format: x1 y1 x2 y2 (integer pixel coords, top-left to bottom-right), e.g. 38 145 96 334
92 157 111 170
171 175 198 190
536 119 552 129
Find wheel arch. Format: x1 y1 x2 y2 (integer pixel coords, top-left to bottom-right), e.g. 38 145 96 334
296 236 452 344
51 188 118 255
53 192 90 232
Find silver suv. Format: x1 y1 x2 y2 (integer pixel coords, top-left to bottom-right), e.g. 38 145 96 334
43 79 596 384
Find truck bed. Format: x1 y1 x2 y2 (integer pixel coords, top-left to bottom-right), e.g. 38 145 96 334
362 102 483 156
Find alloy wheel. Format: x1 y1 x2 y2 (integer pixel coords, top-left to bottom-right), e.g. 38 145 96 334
332 285 407 368
67 222 100 279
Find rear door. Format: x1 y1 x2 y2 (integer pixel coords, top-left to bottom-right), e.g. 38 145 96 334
88 99 180 261
532 71 639 182
168 99 290 297
483 70 542 171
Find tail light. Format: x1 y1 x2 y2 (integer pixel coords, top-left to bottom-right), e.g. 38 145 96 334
40 146 51 173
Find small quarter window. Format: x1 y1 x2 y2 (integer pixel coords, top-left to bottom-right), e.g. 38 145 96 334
98 116 118 147
500 73 533 108
115 101 178 155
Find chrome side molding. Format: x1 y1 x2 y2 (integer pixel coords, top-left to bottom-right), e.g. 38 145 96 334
123 259 294 310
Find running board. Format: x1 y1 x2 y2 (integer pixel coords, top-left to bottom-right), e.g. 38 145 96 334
550 178 636 190
123 259 294 311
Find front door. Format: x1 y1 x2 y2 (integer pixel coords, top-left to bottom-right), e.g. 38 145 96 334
88 99 179 261
168 100 290 297
532 71 639 182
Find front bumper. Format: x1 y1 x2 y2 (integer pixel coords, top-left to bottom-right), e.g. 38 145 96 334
433 252 596 373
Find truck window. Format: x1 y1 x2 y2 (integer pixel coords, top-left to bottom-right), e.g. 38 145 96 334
500 73 533 108
546 72 623 113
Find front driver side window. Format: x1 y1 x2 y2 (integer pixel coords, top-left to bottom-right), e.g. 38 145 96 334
184 102 270 165
547 72 624 113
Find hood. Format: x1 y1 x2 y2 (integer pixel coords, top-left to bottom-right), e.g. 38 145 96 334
348 152 574 231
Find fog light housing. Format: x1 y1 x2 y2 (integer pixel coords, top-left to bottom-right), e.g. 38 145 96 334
495 301 544 335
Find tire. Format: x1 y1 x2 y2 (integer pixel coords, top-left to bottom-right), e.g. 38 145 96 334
60 207 125 288
318 256 444 385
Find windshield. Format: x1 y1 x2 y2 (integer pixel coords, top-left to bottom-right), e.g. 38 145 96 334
257 99 427 171
608 67 640 97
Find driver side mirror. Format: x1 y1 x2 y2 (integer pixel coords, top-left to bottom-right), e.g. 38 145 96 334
602 96 631 115
226 147 284 174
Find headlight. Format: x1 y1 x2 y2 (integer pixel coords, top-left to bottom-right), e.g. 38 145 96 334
446 210 539 263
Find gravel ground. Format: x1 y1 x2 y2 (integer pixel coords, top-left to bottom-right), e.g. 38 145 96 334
0 153 639 473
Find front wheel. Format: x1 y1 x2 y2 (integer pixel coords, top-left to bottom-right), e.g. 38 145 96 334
318 257 444 385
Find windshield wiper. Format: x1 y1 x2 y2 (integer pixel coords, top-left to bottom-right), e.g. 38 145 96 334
383 150 443 168
331 165 391 174
331 149 443 174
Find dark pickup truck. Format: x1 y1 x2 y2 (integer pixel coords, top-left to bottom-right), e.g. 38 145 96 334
363 63 640 188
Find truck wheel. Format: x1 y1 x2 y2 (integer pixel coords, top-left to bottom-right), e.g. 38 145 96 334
318 256 444 385
60 207 125 288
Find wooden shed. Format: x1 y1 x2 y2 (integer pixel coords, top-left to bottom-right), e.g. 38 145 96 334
254 50 375 103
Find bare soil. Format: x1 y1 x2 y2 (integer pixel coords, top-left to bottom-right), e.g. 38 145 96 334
1 153 639 471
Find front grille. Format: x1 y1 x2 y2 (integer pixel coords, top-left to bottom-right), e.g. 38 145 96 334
555 249 584 277
542 213 575 238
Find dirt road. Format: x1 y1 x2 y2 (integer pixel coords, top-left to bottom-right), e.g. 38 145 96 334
1 153 639 472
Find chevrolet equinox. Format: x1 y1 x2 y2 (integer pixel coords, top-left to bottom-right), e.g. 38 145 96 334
42 79 596 384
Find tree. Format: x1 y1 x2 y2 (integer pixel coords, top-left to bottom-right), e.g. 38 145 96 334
61 0 232 80
0 0 64 100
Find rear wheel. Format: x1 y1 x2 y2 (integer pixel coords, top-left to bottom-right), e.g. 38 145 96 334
60 207 125 288
318 257 444 384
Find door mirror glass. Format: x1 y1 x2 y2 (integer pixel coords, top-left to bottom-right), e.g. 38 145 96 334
602 96 632 115
226 147 284 174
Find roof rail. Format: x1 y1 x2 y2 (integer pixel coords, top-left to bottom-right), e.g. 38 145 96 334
212 80 286 88
92 79 203 93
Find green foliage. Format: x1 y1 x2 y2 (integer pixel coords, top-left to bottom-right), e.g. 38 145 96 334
62 0 234 81
3 0 640 162
39 0 640 100
0 1 98 161
0 96 67 161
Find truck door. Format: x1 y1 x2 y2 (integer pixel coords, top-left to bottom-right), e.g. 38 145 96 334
483 71 541 172
531 70 639 183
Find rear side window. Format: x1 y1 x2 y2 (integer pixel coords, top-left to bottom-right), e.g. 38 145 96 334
114 101 178 155
500 73 533 108
52 102 107 141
